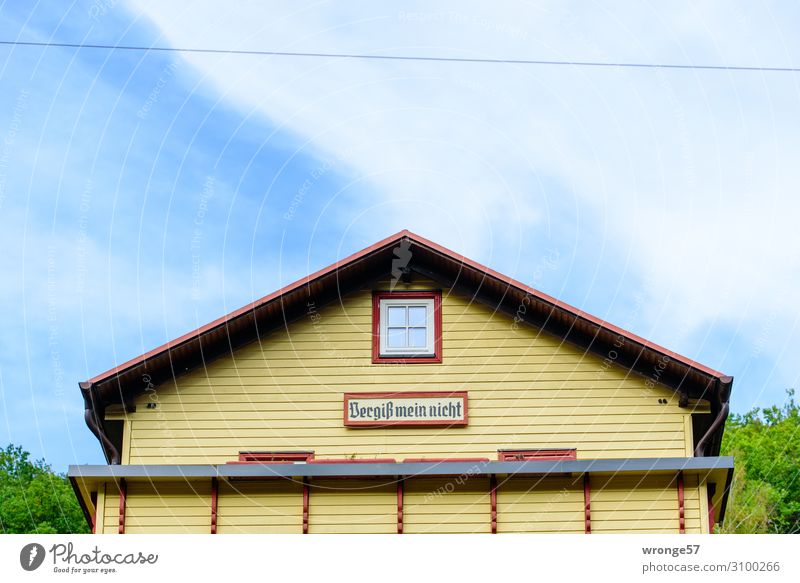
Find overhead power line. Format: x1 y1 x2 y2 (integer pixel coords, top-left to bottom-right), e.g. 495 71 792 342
1 39 798 73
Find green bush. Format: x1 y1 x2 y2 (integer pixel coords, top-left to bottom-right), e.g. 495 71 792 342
0 444 89 534
719 390 800 533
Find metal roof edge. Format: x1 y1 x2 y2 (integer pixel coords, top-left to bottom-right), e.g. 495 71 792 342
69 456 734 480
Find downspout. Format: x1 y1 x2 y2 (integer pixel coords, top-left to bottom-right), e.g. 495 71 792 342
694 375 733 457
80 381 120 464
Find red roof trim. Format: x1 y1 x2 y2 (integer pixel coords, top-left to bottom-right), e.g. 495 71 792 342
405 230 725 378
86 229 725 385
87 230 408 383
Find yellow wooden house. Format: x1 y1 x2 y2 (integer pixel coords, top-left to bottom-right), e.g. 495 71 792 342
70 230 733 534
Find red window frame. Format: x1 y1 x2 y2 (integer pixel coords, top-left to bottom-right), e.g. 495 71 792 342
372 290 442 364
498 449 577 461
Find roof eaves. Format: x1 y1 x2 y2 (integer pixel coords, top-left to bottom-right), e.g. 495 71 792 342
407 230 727 380
86 229 412 385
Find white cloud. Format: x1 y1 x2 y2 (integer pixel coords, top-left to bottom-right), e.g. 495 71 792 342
127 0 800 404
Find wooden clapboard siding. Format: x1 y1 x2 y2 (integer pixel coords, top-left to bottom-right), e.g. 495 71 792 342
102 488 119 535
684 474 704 534
124 481 211 534
94 473 705 534
591 474 701 534
404 476 490 534
100 481 210 534
496 476 585 533
698 479 710 534
120 278 699 464
307 479 396 534
216 480 302 534
94 483 106 534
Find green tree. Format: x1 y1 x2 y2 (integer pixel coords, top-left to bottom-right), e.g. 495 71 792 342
0 444 89 534
719 390 800 533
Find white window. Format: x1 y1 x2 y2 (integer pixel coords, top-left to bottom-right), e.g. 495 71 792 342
379 298 435 357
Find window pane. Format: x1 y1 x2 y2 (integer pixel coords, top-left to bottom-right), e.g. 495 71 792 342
407 306 427 327
408 327 428 348
387 327 407 348
387 306 406 327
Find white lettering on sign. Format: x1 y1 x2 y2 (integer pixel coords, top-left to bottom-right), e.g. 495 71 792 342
343 392 468 427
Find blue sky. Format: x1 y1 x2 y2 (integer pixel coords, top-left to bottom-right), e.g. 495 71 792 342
1 1 798 471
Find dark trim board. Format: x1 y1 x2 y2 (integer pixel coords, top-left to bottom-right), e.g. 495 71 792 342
69 456 734 481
